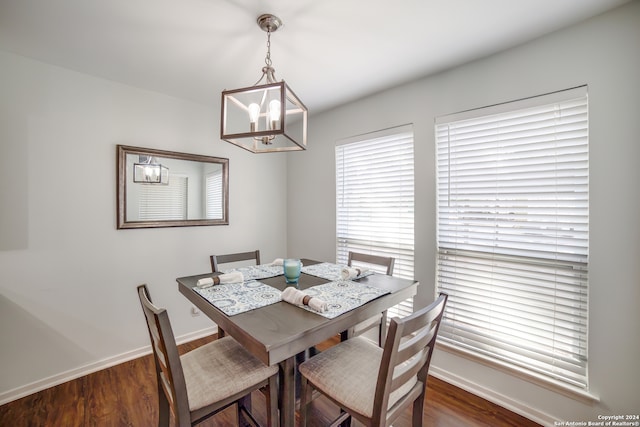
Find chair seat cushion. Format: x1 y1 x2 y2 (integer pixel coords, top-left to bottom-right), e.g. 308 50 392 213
181 336 278 412
298 336 417 418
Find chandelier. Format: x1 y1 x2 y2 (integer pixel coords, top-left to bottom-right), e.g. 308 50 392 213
220 14 308 153
133 155 169 184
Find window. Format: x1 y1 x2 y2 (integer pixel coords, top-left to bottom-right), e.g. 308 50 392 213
139 175 188 220
435 86 589 390
336 125 415 319
205 170 223 219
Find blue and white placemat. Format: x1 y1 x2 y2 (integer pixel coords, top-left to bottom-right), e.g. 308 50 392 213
299 280 390 319
301 262 374 281
194 280 281 316
223 264 284 281
301 262 344 280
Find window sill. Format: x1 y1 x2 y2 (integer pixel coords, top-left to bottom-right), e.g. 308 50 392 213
436 341 600 404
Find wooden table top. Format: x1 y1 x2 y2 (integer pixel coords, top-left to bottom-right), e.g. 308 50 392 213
176 258 419 366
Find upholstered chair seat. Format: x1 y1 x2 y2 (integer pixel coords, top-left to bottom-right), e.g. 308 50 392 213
181 337 279 413
298 336 417 418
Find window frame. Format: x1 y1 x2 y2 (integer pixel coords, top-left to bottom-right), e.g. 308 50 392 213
434 86 590 394
335 124 415 320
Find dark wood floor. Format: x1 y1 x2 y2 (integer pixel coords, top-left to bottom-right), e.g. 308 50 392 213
0 335 541 427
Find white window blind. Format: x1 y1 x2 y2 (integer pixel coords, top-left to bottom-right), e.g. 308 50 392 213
205 170 223 219
435 86 589 390
139 175 188 221
336 125 415 319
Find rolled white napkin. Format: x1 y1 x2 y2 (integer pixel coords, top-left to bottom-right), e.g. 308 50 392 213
196 272 244 288
218 271 244 284
340 266 369 280
281 287 328 313
196 277 214 288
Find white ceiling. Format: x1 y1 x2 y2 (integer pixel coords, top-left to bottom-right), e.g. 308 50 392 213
0 0 630 113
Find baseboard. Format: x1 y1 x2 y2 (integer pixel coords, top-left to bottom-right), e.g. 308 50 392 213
429 365 555 427
0 326 217 406
174 326 218 346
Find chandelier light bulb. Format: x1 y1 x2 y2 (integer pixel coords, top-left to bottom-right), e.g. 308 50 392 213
144 166 155 180
248 103 261 132
268 99 281 130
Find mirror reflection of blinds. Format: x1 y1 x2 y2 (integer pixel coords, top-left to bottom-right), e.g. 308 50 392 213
139 175 188 221
435 86 589 390
336 125 415 320
205 171 223 219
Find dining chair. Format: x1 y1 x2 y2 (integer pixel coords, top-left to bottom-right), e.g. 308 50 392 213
298 293 448 427
137 284 279 427
209 250 261 338
346 251 396 346
210 250 261 273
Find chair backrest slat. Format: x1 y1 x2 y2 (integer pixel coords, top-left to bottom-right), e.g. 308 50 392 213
396 324 437 364
211 250 261 272
145 319 169 368
390 348 429 392
347 251 395 275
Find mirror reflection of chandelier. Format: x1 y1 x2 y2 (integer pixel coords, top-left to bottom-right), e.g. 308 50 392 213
133 156 169 184
221 14 308 153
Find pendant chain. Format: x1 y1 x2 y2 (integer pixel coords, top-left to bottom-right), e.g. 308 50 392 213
265 30 272 68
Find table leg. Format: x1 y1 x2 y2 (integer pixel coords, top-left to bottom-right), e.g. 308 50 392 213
279 357 296 427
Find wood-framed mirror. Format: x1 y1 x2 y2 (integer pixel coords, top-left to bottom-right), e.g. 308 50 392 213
117 145 229 229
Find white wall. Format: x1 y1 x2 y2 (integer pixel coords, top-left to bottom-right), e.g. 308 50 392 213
1 2 638 422
288 2 640 424
0 51 288 400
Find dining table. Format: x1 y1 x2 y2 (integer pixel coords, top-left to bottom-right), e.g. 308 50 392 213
176 258 419 427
